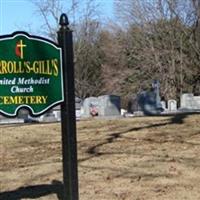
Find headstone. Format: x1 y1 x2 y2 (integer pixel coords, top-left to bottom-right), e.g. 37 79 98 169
18 109 29 119
82 97 99 117
127 96 141 113
98 95 121 116
0 118 24 124
168 99 177 111
75 97 82 110
82 95 121 117
152 80 163 109
180 93 200 110
121 108 127 116
75 97 82 119
52 106 61 121
137 80 163 115
53 110 61 121
138 90 163 115
39 111 57 122
161 101 167 110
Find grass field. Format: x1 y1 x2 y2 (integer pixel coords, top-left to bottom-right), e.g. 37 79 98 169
0 114 200 200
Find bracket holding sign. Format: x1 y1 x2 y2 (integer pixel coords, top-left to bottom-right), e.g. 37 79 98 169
0 32 64 117
0 14 79 200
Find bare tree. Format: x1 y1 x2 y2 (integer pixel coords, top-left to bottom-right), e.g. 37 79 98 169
32 0 64 41
33 0 104 98
32 0 200 104
113 0 200 102
73 0 103 98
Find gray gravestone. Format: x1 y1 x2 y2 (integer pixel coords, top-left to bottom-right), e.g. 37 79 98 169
161 101 167 110
137 80 163 115
82 95 121 117
82 97 99 117
152 80 162 109
128 97 139 113
180 93 200 110
98 95 121 116
168 99 177 111
75 97 82 110
39 111 57 122
138 90 163 115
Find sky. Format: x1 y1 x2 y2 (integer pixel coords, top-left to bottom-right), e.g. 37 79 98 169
0 0 114 36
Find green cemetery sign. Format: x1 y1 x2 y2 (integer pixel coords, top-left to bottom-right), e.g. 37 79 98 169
0 32 64 117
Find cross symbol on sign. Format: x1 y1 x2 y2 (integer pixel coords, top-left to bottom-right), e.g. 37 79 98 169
16 40 26 59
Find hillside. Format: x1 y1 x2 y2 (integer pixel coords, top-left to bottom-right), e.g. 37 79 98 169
0 114 200 200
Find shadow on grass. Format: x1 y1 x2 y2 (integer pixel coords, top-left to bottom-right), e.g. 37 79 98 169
81 113 199 162
170 113 188 124
0 180 63 200
79 113 200 182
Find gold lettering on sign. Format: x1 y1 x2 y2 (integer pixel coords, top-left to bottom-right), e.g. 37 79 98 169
0 96 48 105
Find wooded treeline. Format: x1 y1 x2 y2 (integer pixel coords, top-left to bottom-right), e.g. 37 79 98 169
34 0 200 107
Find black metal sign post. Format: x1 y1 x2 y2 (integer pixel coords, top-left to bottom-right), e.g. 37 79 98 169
58 14 79 200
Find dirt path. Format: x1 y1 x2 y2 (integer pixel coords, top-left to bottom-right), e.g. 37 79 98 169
0 114 200 199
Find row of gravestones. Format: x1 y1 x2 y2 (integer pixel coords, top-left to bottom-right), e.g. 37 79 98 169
0 95 121 124
33 93 200 120
161 93 200 113
128 93 200 115
78 92 200 118
136 80 200 114
0 92 199 124
24 95 121 121
129 93 169 115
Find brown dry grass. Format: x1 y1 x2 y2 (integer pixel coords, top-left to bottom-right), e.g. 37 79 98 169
0 114 200 200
